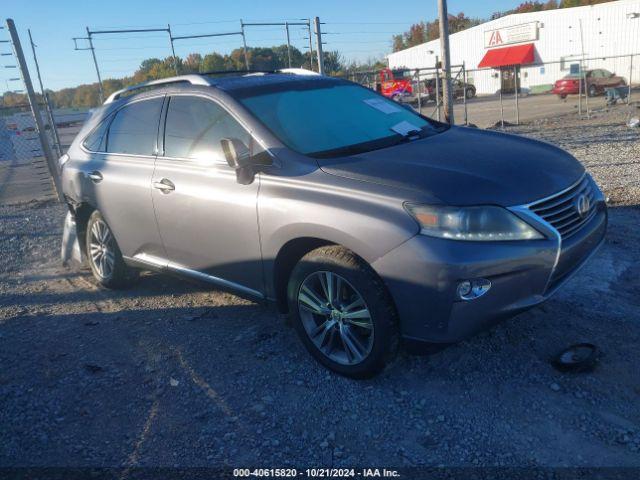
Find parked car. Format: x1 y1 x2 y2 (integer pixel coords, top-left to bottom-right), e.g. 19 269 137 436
552 69 626 98
424 78 476 100
60 70 607 378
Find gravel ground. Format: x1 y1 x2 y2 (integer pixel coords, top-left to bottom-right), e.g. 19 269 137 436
499 103 640 206
1 109 639 471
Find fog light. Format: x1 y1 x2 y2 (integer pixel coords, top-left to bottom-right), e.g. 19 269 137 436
457 279 491 301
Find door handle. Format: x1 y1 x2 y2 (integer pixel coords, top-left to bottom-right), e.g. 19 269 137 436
87 171 103 183
153 178 175 193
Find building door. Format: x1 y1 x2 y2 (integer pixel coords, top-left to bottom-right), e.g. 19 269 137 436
500 66 520 94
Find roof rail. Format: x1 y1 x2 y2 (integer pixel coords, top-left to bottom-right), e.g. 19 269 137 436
200 69 276 76
200 68 320 77
104 75 211 104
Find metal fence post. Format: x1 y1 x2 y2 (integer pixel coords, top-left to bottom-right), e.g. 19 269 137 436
462 62 468 125
6 18 63 201
28 28 62 158
629 54 633 105
416 69 422 114
578 62 583 117
435 57 441 122
514 65 520 125
499 68 505 129
579 19 589 118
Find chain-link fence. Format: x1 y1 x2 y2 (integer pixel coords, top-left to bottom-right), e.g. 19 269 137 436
0 19 63 205
343 52 639 129
0 103 61 204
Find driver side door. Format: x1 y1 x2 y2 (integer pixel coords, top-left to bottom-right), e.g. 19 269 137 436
151 94 264 298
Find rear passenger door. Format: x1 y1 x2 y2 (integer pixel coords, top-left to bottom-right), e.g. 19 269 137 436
80 96 166 262
151 94 264 297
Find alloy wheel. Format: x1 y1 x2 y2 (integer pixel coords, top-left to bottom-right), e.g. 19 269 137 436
297 271 374 366
89 218 115 280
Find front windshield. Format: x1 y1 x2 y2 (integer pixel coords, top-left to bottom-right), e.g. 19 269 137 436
236 81 440 158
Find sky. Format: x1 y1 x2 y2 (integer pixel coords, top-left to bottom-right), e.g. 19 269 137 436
1 0 526 93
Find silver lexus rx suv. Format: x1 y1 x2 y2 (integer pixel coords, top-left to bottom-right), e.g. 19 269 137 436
60 70 607 378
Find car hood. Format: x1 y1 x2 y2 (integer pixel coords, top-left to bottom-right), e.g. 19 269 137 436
318 126 585 206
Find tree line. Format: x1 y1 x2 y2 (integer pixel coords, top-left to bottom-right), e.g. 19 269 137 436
0 45 371 110
392 0 618 52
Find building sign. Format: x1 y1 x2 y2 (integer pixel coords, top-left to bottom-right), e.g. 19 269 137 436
484 22 538 48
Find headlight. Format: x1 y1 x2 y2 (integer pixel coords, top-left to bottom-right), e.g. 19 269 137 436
405 204 543 241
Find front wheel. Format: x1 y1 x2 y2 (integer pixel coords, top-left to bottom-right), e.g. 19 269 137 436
86 210 138 289
287 246 399 379
465 88 475 99
588 84 597 97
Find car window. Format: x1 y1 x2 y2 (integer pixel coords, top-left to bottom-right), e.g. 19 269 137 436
601 69 612 77
106 97 163 156
163 96 252 162
82 115 111 152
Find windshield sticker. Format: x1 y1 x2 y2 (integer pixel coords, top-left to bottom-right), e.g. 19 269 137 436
390 121 421 136
363 98 402 114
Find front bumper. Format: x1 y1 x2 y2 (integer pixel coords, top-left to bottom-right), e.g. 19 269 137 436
552 86 578 95
372 200 607 344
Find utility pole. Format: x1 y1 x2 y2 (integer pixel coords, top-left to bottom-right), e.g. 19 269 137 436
240 20 250 70
307 19 314 70
86 27 104 103
437 0 454 124
285 22 292 68
6 18 63 201
28 28 62 157
314 16 324 75
168 24 179 75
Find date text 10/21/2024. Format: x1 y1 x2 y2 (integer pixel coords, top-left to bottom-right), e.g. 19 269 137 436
233 468 401 478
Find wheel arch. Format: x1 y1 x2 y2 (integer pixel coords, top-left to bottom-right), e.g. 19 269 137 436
272 237 335 313
271 237 400 321
69 202 96 258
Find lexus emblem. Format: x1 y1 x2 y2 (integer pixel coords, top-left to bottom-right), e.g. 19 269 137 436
575 194 590 218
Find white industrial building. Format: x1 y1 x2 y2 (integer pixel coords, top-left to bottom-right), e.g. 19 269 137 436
387 0 640 95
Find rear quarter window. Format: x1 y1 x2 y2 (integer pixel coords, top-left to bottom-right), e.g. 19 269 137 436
105 97 164 156
82 115 111 152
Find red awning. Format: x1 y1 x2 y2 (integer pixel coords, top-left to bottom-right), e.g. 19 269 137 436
478 43 535 68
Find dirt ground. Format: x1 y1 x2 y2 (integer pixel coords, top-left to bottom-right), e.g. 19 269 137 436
1 108 639 471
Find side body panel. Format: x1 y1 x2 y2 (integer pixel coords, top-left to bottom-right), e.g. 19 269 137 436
151 158 263 294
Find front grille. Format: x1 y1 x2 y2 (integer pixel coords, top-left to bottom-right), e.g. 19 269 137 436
528 175 597 239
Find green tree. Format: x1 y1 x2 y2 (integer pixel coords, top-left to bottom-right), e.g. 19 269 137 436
183 53 202 73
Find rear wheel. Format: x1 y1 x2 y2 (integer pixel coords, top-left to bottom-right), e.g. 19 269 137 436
588 84 597 97
86 210 138 289
287 246 399 378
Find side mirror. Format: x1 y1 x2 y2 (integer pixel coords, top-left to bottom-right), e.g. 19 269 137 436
221 137 251 169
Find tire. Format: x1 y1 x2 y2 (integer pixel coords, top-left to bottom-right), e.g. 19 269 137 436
287 245 399 379
588 84 597 97
465 88 475 99
558 94 567 100
85 210 138 289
